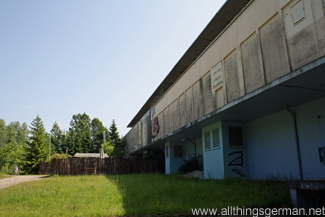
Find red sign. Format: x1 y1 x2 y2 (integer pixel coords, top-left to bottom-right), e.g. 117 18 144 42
152 116 159 137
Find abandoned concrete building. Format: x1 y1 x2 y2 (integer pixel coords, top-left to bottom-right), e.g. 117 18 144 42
125 0 325 181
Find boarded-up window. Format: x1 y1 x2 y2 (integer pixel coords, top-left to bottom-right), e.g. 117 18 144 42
204 131 211 151
229 127 243 146
174 145 183 158
212 61 223 87
212 128 220 149
291 0 305 25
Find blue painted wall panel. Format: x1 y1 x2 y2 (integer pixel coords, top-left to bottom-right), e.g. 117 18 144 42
170 143 184 174
295 97 325 179
246 97 325 180
246 110 298 179
165 142 170 175
183 138 203 160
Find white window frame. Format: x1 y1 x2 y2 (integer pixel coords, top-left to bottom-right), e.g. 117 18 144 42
203 127 221 152
212 128 220 149
204 131 211 151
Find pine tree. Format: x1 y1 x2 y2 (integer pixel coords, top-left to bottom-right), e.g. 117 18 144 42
112 136 126 158
22 115 47 174
109 119 120 144
109 120 125 158
50 122 64 154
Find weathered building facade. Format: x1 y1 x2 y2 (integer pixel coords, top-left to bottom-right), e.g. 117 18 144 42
126 0 325 180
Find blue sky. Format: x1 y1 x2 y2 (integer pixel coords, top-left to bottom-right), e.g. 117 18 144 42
0 0 224 136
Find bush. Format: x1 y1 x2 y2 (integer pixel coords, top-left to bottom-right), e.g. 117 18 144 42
101 141 114 157
177 155 201 174
49 154 70 166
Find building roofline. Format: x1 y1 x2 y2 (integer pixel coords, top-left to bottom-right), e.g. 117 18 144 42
128 56 325 154
127 0 251 128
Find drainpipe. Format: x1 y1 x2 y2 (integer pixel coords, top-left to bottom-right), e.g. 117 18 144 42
285 105 303 181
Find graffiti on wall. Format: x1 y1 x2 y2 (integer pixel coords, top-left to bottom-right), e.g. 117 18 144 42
228 151 243 166
228 151 245 177
231 167 246 177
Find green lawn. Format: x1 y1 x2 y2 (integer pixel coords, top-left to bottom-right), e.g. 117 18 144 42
0 174 291 216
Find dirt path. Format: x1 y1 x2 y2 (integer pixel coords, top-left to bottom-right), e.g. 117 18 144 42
0 175 49 190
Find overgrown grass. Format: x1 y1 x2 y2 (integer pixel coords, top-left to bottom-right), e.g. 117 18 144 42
0 174 291 216
116 174 291 215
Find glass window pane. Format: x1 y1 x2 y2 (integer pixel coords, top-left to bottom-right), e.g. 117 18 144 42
229 127 243 146
174 145 183 158
212 128 220 148
204 131 211 150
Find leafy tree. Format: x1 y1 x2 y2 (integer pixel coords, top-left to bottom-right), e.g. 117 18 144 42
0 119 7 170
82 130 93 153
61 131 68 154
101 141 114 157
5 121 29 147
18 122 29 144
0 120 28 172
6 121 20 144
70 113 91 133
75 132 83 153
8 122 29 168
112 136 126 158
69 113 93 153
22 115 47 174
91 118 109 153
7 142 25 170
65 130 76 155
50 122 64 154
0 119 6 145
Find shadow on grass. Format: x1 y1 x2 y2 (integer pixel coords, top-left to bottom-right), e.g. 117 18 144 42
105 173 292 216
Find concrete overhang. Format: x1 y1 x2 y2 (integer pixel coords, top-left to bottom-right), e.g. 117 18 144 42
129 56 325 154
127 0 251 128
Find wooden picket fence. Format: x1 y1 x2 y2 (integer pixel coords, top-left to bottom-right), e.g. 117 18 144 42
38 158 165 175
